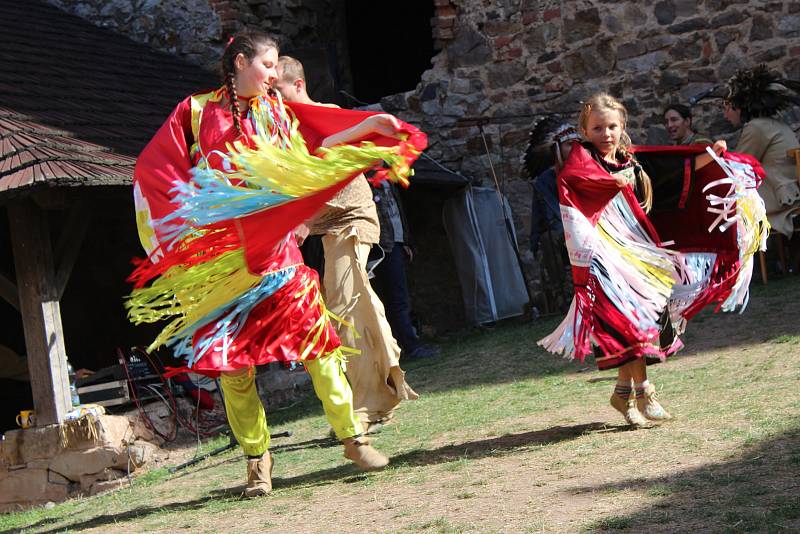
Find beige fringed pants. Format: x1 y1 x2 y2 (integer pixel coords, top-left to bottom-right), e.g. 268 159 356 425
320 230 418 425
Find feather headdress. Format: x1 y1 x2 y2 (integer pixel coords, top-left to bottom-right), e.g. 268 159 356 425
524 115 581 179
727 64 800 121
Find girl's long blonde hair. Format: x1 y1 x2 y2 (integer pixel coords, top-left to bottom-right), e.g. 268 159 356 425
578 93 653 213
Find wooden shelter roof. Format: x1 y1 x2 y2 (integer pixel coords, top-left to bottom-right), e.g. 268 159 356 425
0 0 217 201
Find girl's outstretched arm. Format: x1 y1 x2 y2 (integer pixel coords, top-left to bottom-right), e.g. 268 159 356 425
694 140 727 170
320 114 402 147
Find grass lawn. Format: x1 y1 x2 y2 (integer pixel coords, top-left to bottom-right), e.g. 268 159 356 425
2 277 799 533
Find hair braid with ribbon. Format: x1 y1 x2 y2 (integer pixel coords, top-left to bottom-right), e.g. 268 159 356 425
220 31 279 136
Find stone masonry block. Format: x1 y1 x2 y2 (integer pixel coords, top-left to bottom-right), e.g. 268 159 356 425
126 440 158 469
13 425 64 464
49 446 123 482
0 468 68 504
95 415 134 448
436 5 456 18
80 467 126 492
0 432 21 467
48 470 71 486
90 477 128 496
26 459 50 470
127 413 161 444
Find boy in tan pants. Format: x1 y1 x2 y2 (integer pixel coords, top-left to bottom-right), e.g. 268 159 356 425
276 56 418 432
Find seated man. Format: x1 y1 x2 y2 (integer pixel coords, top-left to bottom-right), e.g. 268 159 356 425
663 104 712 145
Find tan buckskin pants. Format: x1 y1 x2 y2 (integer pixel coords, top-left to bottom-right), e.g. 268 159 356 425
321 230 418 424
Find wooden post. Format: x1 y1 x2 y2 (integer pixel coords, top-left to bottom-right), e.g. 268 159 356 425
8 200 72 425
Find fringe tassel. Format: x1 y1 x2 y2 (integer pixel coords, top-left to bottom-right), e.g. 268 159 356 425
593 193 676 330
699 147 769 313
127 225 240 289
126 249 262 351
538 297 581 359
668 252 717 333
539 193 676 361
127 96 423 366
176 267 298 366
59 414 100 449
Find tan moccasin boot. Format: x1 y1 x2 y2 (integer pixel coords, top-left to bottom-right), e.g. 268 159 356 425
342 437 389 471
244 451 273 497
610 392 651 428
636 384 673 422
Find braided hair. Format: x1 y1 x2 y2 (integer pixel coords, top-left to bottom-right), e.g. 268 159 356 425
220 31 279 135
578 93 653 213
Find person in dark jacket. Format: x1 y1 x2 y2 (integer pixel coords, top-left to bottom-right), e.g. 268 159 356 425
370 181 439 360
524 117 580 312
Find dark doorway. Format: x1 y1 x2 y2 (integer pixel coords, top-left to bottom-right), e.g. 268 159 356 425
0 207 24 357
344 1 435 104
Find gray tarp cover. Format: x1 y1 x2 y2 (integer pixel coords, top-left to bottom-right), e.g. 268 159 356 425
443 186 528 325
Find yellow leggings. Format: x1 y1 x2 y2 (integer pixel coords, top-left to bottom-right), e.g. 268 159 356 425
219 350 362 457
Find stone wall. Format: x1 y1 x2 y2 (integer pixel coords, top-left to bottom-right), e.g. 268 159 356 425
394 1 800 239
384 0 800 311
51 0 800 320
0 415 158 511
47 0 224 67
212 0 353 93
405 0 800 174
47 0 353 81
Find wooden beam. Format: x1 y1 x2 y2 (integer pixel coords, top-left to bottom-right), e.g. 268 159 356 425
8 200 71 426
0 270 19 311
54 201 90 300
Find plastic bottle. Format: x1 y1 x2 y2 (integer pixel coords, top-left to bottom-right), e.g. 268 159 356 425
67 362 80 407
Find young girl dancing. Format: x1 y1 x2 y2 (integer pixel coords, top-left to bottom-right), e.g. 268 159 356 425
539 93 767 427
127 31 426 495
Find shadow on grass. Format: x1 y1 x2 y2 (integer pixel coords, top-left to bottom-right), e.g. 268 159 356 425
266 316 576 428
9 421 619 534
388 421 627 467
578 427 800 532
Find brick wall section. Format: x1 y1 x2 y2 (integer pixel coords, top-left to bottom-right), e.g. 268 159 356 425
433 0 458 47
209 0 240 36
405 0 800 177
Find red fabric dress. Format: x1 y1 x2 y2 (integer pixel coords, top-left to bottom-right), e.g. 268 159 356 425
539 142 767 369
129 89 426 376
